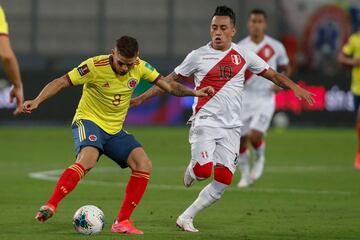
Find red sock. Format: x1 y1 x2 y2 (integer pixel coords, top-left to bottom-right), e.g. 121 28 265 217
240 146 248 154
117 170 150 222
357 122 360 153
252 140 264 149
47 163 86 210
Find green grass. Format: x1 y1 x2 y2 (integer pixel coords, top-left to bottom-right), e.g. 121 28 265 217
0 126 359 239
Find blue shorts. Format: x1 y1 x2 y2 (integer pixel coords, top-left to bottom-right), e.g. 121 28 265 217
71 119 142 168
354 94 360 112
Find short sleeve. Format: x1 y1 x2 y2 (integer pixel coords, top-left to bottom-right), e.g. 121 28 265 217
343 36 354 56
0 6 9 35
277 43 289 66
140 61 160 83
67 58 95 86
246 50 269 75
174 50 198 77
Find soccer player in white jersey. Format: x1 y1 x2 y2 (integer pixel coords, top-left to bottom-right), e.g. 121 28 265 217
131 6 314 232
236 9 292 188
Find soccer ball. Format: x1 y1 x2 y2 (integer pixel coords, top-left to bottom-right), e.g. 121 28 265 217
73 205 105 235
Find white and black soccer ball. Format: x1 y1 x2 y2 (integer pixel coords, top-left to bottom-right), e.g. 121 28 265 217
73 205 105 235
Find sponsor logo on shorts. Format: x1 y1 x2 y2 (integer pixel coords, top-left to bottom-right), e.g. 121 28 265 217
128 78 138 89
89 134 97 142
201 151 208 159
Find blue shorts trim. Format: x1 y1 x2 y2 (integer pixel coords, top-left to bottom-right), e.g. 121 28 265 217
71 119 142 168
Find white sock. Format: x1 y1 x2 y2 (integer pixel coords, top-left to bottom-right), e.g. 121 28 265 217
181 180 228 219
237 150 250 177
254 141 266 159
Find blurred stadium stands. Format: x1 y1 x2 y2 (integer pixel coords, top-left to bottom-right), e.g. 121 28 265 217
0 0 359 126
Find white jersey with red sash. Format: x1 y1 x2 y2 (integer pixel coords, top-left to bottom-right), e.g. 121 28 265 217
239 35 289 97
174 42 269 128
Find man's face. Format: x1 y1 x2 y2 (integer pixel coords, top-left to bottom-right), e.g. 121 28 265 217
248 14 267 38
111 49 138 75
210 16 236 50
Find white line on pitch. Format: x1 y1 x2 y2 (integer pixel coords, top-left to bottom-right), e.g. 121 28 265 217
28 168 356 196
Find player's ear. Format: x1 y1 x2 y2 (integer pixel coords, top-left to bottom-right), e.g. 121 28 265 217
111 48 116 56
232 26 236 37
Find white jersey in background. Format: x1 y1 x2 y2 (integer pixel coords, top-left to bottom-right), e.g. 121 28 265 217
239 35 289 98
238 35 289 134
174 42 269 129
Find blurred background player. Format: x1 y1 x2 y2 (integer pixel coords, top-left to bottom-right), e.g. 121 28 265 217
131 6 314 232
236 9 291 188
0 5 23 115
22 36 213 234
338 30 360 169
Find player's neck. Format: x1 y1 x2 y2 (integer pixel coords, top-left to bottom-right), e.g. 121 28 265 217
210 42 232 52
250 34 265 44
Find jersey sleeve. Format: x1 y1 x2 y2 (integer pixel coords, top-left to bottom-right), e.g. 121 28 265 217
174 50 198 77
140 61 160 83
342 35 355 56
246 49 269 74
67 58 95 86
0 6 9 35
277 43 289 66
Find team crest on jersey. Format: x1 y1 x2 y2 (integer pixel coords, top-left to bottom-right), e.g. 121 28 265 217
128 78 138 89
77 64 90 76
231 54 242 65
88 134 97 142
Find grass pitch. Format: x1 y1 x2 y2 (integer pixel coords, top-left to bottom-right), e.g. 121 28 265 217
0 126 359 240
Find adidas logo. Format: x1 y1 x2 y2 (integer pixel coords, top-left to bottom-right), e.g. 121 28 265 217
102 82 110 88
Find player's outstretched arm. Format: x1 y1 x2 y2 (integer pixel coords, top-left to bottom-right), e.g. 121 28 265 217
131 72 213 107
0 36 23 115
262 68 315 105
154 73 214 97
22 75 71 114
337 52 360 67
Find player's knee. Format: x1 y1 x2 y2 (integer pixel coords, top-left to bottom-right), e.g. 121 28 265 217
193 162 212 179
249 130 263 144
76 146 99 170
214 165 233 185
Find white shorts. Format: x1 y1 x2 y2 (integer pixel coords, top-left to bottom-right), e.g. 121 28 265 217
241 96 275 135
188 125 241 174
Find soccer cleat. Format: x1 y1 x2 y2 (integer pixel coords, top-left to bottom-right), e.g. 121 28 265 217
176 215 199 233
250 155 265 181
237 175 253 188
355 152 360 169
183 163 196 188
111 219 144 234
35 205 55 223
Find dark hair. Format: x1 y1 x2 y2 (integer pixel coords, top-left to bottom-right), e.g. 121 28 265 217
213 6 236 26
249 9 267 20
116 36 139 58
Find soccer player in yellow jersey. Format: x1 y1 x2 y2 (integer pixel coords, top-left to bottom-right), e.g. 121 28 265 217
338 31 360 169
22 36 214 234
0 6 23 114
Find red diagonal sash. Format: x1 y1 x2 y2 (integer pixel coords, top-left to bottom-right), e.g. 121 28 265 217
195 48 246 113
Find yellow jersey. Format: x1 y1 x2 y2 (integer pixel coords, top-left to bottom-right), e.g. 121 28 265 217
67 55 160 134
0 6 9 35
343 32 360 95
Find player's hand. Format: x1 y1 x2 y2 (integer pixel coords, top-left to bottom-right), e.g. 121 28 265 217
22 99 40 114
9 85 24 115
195 86 215 97
130 96 143 107
294 87 316 105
